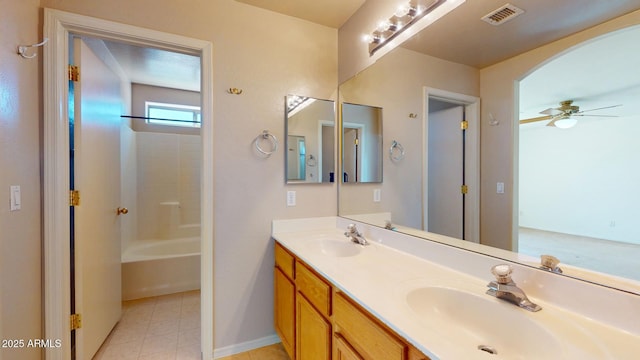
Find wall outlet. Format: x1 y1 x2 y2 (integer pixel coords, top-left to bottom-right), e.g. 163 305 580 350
496 182 504 194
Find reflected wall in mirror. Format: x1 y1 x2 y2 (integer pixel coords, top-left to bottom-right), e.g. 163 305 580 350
285 95 335 184
338 6 640 295
341 103 383 183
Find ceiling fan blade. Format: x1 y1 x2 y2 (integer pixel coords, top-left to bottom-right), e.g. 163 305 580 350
540 107 562 115
519 115 552 124
572 114 619 117
546 117 559 127
578 104 622 113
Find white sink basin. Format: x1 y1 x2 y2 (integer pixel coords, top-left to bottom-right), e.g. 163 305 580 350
306 237 363 257
406 286 565 359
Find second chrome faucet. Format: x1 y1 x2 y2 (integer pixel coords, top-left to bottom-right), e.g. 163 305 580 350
486 264 542 312
344 224 369 245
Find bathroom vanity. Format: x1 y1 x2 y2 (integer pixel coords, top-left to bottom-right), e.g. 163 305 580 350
272 217 640 360
275 241 429 360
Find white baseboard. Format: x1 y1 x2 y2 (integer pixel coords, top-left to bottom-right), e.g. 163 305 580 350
211 334 281 359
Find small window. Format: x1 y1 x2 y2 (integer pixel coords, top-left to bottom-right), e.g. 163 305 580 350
145 101 201 128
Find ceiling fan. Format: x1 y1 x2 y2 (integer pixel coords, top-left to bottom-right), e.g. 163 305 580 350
519 100 621 128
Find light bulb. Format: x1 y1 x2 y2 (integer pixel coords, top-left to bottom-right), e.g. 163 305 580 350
376 20 392 32
362 34 374 43
395 3 412 17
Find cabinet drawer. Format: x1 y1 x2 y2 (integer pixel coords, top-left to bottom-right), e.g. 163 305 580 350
409 346 431 360
275 242 295 280
296 262 331 318
334 293 406 360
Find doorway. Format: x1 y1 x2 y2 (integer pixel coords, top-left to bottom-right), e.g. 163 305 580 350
43 9 214 360
423 88 480 243
342 125 362 182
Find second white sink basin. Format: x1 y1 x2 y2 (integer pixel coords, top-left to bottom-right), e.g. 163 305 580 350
406 286 564 359
306 237 363 257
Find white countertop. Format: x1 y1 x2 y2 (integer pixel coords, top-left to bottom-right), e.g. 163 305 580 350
272 217 640 360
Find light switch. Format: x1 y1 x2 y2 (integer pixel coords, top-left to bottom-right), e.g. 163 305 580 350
287 191 296 207
496 182 505 194
10 185 21 211
373 189 381 202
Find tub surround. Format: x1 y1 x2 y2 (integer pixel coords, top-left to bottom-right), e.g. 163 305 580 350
272 217 640 359
121 237 201 300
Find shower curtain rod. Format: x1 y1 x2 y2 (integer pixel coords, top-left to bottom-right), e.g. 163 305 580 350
120 115 199 124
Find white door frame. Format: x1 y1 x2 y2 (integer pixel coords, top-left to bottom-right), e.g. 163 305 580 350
43 9 214 359
423 87 480 243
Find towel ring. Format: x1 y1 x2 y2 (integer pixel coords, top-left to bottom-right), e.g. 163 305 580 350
307 154 317 167
389 140 405 162
255 130 278 156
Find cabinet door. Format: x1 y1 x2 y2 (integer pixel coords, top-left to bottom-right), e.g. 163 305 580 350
334 293 406 360
275 267 295 359
297 295 331 360
334 334 364 360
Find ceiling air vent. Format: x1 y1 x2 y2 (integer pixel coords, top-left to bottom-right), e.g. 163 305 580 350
481 3 524 26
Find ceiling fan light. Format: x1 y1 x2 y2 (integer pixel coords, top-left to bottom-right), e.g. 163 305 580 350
554 118 578 129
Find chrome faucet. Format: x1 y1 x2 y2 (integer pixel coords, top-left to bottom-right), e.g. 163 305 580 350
344 224 368 245
486 264 542 312
540 255 563 274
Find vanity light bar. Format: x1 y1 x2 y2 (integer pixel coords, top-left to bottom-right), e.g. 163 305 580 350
366 0 444 55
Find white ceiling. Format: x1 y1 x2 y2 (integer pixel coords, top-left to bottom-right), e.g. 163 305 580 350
401 0 640 68
102 40 201 92
96 0 640 121
234 0 365 28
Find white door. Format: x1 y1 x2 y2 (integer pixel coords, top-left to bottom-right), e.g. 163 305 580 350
72 37 123 360
428 105 464 239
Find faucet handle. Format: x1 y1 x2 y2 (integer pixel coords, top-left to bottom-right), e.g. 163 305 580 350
540 255 563 273
491 264 513 284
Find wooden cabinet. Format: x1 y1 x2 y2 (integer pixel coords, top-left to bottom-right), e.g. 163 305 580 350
297 294 331 360
334 334 363 360
296 262 332 360
334 292 406 360
274 243 295 359
274 241 431 360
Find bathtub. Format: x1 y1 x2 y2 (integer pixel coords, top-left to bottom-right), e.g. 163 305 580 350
121 237 200 300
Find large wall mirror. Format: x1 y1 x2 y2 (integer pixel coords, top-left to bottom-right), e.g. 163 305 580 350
286 95 336 184
338 3 640 295
341 103 383 183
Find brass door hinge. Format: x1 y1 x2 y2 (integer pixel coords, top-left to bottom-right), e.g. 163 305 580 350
460 120 468 130
68 65 80 82
461 185 468 194
354 138 359 146
69 190 80 207
70 313 82 330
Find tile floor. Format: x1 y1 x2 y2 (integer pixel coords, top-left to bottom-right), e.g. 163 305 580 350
93 290 201 359
94 290 290 360
217 343 290 360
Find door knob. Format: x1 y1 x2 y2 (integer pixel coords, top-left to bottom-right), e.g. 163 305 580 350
117 207 129 215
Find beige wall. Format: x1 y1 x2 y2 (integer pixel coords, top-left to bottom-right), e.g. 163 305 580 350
479 9 640 250
0 0 339 356
0 1 43 359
